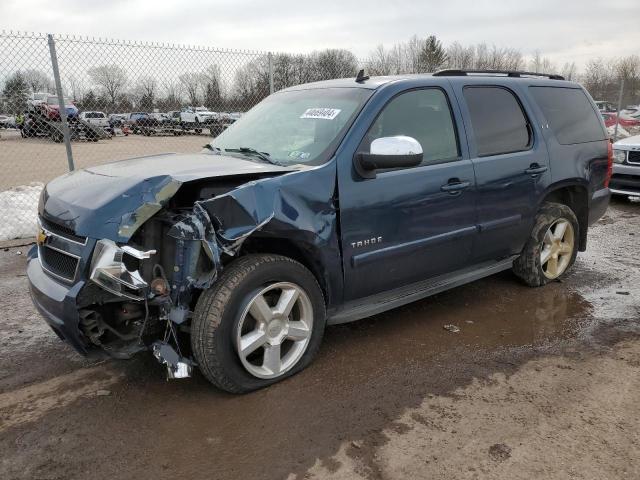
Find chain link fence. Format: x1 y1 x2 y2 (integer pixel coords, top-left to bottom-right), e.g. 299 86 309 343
0 31 362 241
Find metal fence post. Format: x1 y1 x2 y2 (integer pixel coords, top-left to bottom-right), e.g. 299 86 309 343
47 33 75 171
613 77 624 142
268 52 274 94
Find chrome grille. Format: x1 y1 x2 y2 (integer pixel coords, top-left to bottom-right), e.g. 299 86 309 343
39 245 79 282
40 216 87 244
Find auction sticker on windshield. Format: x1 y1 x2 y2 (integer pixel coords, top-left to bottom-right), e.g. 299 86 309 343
300 108 341 120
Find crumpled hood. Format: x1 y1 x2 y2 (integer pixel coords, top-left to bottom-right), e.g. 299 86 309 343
41 152 295 242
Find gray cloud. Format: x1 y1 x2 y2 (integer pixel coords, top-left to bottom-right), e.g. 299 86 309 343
1 0 639 68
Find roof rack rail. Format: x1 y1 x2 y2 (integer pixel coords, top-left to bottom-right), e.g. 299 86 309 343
433 69 565 81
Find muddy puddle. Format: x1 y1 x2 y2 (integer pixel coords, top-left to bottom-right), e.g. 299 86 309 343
0 198 638 480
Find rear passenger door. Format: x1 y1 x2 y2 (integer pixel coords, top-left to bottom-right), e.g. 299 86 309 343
452 83 551 262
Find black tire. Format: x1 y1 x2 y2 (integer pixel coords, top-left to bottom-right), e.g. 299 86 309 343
513 202 579 287
192 254 326 393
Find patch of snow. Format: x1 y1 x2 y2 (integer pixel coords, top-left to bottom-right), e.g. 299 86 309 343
607 124 630 139
0 183 43 241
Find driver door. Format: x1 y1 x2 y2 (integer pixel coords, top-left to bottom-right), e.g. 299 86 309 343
337 86 478 301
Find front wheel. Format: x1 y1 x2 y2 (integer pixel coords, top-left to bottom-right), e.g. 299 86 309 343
192 254 326 393
513 202 579 287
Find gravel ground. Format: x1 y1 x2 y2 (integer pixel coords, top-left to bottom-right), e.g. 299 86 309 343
0 198 638 480
0 129 209 190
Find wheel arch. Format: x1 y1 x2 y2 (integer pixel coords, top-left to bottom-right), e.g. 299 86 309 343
236 236 331 307
539 181 589 251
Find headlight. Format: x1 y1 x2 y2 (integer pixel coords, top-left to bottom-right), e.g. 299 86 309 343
90 239 155 300
613 150 627 164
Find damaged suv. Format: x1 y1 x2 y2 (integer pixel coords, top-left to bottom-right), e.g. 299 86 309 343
28 70 611 393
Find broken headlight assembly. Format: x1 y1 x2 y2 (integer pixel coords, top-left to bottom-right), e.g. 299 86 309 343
89 239 156 301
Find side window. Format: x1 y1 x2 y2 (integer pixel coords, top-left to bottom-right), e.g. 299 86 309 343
529 87 606 145
463 86 531 157
363 89 459 167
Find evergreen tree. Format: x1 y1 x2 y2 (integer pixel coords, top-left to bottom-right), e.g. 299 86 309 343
2 71 30 114
419 35 448 73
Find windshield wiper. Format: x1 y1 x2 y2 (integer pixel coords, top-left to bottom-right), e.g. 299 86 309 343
224 147 281 166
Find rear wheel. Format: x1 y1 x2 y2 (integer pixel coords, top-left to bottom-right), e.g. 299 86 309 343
192 254 325 393
513 202 579 287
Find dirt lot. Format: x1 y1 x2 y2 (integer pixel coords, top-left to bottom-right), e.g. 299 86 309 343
0 129 208 189
0 198 639 480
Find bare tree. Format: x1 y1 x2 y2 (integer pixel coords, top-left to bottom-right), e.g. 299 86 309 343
66 74 83 101
135 76 157 110
583 58 613 100
615 55 640 106
23 69 52 93
445 42 475 69
367 44 394 75
87 65 128 107
179 72 202 106
306 49 358 81
202 65 223 110
561 62 578 81
504 48 524 71
475 43 490 70
158 80 183 111
529 51 556 73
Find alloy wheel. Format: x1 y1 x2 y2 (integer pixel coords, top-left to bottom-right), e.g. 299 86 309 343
540 218 575 279
235 282 313 379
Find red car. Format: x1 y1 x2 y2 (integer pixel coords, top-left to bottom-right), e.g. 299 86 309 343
41 95 79 121
602 112 640 128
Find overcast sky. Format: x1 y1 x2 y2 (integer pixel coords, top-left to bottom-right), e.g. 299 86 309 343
1 0 639 69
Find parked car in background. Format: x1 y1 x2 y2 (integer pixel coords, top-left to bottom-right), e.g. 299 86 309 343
167 111 181 125
611 134 640 197
79 111 110 129
601 113 640 128
595 101 617 113
601 112 640 129
128 112 158 132
0 114 16 128
27 92 52 114
180 106 217 126
620 106 640 120
149 112 171 125
40 95 78 121
108 114 127 128
29 70 611 393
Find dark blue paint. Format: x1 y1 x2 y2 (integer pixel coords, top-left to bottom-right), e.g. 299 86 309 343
28 73 611 354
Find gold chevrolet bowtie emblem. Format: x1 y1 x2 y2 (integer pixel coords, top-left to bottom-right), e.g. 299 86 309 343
36 228 48 246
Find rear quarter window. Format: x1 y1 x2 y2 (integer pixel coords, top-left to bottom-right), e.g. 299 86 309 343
529 87 606 144
463 86 531 157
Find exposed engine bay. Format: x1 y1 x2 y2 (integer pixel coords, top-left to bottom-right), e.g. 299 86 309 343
74 174 281 377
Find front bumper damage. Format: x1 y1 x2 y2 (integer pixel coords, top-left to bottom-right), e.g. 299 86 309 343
28 176 296 378
29 158 341 379
28 251 90 355
28 210 227 375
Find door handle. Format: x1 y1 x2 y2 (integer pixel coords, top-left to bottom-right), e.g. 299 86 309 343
441 180 471 193
525 164 548 176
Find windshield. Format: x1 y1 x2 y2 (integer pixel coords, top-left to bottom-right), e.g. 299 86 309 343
209 87 371 166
